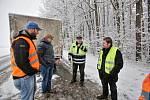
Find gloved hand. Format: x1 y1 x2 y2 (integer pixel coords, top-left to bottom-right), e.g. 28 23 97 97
97 64 101 70
80 46 87 52
68 55 72 61
69 58 71 61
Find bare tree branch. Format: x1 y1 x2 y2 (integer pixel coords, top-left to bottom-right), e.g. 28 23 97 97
110 0 117 10
83 0 95 11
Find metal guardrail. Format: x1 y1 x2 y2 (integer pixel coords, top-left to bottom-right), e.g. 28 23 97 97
0 55 9 59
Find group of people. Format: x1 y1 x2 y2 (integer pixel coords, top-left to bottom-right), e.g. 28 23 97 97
11 21 55 100
68 36 123 100
10 21 149 100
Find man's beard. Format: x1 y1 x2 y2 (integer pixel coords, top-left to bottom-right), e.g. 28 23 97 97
30 32 37 40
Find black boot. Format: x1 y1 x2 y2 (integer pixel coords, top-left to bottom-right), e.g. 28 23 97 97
70 79 77 84
97 95 108 99
80 81 84 87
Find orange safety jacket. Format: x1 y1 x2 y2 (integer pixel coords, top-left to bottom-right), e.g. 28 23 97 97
139 74 150 100
11 36 40 77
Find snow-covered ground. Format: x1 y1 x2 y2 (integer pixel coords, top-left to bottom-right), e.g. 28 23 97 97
0 49 149 100
0 48 24 99
0 75 19 99
63 49 150 100
0 73 60 99
0 48 9 57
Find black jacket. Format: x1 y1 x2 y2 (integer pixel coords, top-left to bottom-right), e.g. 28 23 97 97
99 46 123 82
37 39 55 67
11 30 38 79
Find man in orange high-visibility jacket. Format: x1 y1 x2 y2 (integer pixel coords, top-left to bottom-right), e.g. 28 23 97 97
139 73 150 100
11 21 42 100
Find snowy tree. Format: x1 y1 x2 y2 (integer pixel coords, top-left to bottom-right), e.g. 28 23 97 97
136 0 142 61
148 0 150 62
39 0 150 64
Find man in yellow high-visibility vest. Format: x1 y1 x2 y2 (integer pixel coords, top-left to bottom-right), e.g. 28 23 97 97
97 37 123 100
68 35 88 86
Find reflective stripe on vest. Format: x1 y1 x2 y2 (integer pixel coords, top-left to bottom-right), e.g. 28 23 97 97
97 47 118 74
11 36 40 77
139 74 150 100
72 55 86 64
69 42 87 64
139 96 146 100
141 91 150 100
69 42 86 56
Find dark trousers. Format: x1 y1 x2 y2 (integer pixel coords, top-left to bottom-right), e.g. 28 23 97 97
72 63 85 82
53 63 57 74
101 78 117 100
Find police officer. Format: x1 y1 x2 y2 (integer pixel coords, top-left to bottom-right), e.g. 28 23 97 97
68 35 87 86
97 37 123 100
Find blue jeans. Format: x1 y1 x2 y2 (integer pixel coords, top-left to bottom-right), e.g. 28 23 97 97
13 75 36 100
40 65 54 93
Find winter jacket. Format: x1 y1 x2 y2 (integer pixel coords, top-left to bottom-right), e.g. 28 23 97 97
97 47 118 74
98 46 123 82
37 39 55 67
68 42 87 64
11 30 39 79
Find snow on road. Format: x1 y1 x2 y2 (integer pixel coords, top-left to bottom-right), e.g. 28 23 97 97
0 48 9 57
0 75 19 99
0 49 149 100
63 49 150 100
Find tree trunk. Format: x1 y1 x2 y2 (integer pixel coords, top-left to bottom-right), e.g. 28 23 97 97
148 0 150 58
115 0 120 35
141 0 147 62
136 0 143 61
121 0 125 50
107 3 109 27
103 3 105 34
129 0 132 31
94 0 100 38
122 1 125 35
110 0 121 47
88 10 92 41
78 0 91 41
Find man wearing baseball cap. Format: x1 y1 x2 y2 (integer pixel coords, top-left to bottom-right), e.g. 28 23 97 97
68 34 88 86
11 21 42 100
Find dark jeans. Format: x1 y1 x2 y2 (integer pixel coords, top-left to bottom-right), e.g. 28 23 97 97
99 71 118 100
40 65 54 93
72 63 85 82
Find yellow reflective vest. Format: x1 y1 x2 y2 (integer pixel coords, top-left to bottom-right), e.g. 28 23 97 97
69 42 87 64
97 47 118 74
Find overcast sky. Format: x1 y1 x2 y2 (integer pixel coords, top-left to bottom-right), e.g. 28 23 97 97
0 0 42 48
